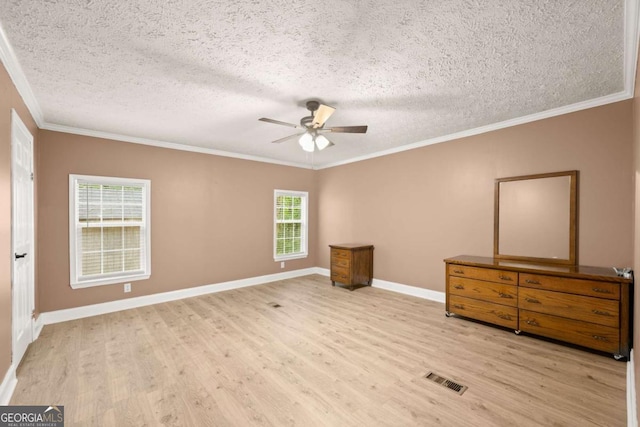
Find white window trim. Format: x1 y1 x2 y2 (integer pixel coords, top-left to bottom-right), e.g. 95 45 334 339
274 189 308 261
69 174 151 289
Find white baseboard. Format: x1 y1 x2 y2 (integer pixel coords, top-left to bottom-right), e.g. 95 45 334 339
314 267 446 303
372 278 446 303
33 315 44 340
315 267 330 276
629 349 638 427
40 267 318 325
0 364 17 405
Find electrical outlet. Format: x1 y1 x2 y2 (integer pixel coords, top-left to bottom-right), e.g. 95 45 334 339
280 261 285 269
124 283 131 293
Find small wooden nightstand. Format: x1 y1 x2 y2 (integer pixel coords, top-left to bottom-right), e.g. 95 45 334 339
329 244 374 290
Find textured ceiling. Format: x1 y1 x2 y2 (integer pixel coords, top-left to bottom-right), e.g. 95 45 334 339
0 0 627 168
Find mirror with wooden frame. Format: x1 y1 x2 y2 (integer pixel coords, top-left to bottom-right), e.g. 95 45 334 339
494 170 578 265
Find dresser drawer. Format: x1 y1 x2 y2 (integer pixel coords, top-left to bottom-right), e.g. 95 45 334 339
519 273 620 300
449 295 517 329
331 257 350 268
449 276 517 307
519 288 619 328
448 265 517 284
519 310 619 353
331 249 350 260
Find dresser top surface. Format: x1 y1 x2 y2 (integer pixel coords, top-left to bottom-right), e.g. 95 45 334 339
444 255 632 283
330 243 374 250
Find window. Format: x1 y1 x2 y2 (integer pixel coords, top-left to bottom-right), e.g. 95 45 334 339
69 175 151 288
274 190 308 261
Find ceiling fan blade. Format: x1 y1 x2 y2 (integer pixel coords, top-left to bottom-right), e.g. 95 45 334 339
312 104 336 128
271 133 304 144
326 125 368 134
259 118 302 129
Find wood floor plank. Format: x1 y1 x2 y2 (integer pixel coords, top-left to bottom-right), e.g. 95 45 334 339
11 275 627 426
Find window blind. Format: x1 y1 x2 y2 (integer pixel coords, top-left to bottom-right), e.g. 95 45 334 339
274 190 308 260
70 175 151 288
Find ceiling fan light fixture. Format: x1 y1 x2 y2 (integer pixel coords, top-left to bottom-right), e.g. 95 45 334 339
260 100 367 151
299 132 315 152
315 134 331 150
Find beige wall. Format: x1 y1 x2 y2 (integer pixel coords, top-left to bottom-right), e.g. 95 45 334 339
317 101 633 291
37 131 317 312
0 63 38 384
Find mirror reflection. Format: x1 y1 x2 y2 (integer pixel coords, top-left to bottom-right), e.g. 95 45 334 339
495 171 577 265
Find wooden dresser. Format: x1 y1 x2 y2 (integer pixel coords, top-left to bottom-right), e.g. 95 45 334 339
329 244 374 290
444 255 633 360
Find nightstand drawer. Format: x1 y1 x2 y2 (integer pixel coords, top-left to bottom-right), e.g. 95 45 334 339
331 257 350 268
331 249 350 259
331 264 349 277
331 271 349 283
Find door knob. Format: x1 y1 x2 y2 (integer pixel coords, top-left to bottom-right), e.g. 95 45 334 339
14 252 27 259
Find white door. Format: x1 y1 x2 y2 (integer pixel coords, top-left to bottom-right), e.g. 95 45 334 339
11 109 34 366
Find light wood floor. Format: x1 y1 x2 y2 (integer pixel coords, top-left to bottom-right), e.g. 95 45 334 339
12 275 626 426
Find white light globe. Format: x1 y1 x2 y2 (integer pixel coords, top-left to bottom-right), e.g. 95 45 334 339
315 134 331 150
298 133 314 152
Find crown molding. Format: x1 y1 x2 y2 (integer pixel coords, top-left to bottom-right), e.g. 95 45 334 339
315 90 633 170
317 0 640 170
0 22 43 126
40 123 313 169
0 18 311 169
1 2 638 171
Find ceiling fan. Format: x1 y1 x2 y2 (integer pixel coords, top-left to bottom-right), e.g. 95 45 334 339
259 100 368 152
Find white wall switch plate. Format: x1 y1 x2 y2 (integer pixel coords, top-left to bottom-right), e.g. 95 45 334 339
124 283 131 293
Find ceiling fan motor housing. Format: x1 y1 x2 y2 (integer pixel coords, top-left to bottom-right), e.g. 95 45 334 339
306 100 320 112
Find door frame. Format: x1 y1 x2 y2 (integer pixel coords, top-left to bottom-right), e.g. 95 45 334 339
10 108 35 366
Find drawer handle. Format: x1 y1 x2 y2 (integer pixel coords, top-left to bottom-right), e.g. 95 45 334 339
453 285 464 290
524 297 541 304
453 269 464 274
497 313 512 320
592 309 612 317
592 287 613 294
453 304 464 309
498 292 513 299
525 279 540 285
499 275 513 281
592 335 610 342
526 319 539 326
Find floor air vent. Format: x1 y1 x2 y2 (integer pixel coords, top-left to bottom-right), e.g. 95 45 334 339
424 372 467 395
267 302 282 308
